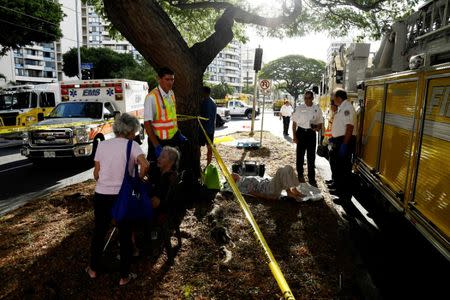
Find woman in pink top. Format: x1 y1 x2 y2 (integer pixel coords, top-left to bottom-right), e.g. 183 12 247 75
85 113 149 286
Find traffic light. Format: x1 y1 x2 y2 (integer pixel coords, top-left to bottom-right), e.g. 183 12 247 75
335 70 343 84
254 48 263 71
82 69 92 80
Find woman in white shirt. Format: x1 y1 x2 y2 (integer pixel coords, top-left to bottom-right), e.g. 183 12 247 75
86 113 149 286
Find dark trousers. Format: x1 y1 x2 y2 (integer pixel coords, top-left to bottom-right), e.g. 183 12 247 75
282 116 290 135
332 136 356 198
295 128 317 183
90 193 132 278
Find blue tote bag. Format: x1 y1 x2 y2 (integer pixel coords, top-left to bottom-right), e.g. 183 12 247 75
112 140 153 222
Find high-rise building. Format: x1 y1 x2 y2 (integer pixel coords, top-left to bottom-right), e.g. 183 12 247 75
81 5 141 59
205 40 242 92
0 0 82 85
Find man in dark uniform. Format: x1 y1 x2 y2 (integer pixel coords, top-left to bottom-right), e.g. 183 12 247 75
329 89 357 202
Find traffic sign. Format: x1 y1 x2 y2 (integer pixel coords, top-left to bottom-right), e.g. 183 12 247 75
81 63 94 70
259 79 272 91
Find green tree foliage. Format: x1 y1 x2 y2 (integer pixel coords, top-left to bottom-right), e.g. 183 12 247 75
303 0 420 40
90 0 418 175
210 82 235 99
260 55 325 102
62 47 157 85
120 57 158 89
242 85 254 95
0 0 64 55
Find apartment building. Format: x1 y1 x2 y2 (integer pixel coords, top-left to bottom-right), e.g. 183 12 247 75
205 40 243 92
0 0 81 85
81 5 140 59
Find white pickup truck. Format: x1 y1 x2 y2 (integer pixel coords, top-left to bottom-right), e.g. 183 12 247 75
216 106 231 127
225 100 260 119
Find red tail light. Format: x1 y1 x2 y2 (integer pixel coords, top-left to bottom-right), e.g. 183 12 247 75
61 85 69 95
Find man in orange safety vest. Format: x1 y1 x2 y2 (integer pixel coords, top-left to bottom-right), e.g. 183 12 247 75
144 67 186 163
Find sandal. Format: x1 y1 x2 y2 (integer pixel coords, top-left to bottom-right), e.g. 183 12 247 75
85 266 97 279
119 272 137 286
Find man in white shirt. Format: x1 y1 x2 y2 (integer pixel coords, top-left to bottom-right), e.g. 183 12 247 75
291 91 323 186
329 89 357 202
280 99 294 136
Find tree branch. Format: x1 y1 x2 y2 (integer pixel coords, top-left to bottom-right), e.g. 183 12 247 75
189 1 303 70
169 0 303 27
308 0 386 12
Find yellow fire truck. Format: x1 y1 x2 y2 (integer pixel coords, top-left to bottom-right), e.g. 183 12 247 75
0 83 60 139
356 0 450 260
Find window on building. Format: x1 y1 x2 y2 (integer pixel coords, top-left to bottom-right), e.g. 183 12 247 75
15 69 25 76
45 71 55 78
45 61 55 68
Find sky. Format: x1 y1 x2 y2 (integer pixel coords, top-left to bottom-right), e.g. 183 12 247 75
241 0 386 63
244 28 381 64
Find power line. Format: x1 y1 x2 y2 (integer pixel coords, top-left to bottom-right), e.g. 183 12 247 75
0 18 78 43
0 5 60 27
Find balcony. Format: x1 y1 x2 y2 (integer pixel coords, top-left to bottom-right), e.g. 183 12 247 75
15 76 54 83
24 64 45 71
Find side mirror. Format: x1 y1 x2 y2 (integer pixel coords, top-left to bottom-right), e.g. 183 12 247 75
105 111 120 119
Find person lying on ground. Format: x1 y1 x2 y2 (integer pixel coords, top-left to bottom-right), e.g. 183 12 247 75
225 165 322 202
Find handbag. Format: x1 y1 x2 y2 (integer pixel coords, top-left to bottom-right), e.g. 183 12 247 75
112 140 153 222
202 164 221 190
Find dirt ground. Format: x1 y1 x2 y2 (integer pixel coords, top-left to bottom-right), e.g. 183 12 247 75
0 132 362 299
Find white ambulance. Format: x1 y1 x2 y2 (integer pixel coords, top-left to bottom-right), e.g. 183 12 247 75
21 79 148 164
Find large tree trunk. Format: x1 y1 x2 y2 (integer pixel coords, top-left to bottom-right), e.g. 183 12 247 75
103 0 235 176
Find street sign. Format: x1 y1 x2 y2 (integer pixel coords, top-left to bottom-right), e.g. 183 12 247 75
81 63 94 70
259 79 272 91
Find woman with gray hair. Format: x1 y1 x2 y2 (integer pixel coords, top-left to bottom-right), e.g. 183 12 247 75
150 146 181 264
86 113 149 286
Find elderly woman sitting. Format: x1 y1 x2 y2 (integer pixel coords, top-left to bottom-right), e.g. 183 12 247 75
86 113 149 286
150 146 182 264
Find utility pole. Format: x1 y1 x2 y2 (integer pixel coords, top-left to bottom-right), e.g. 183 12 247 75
75 0 82 79
250 47 263 136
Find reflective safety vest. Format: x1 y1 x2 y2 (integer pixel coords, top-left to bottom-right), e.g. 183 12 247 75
148 87 178 140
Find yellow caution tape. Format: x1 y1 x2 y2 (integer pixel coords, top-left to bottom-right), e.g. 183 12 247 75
177 114 208 121
198 118 296 300
0 119 116 135
0 113 205 135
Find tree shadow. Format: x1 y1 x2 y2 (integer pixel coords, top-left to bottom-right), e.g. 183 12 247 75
0 158 93 202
